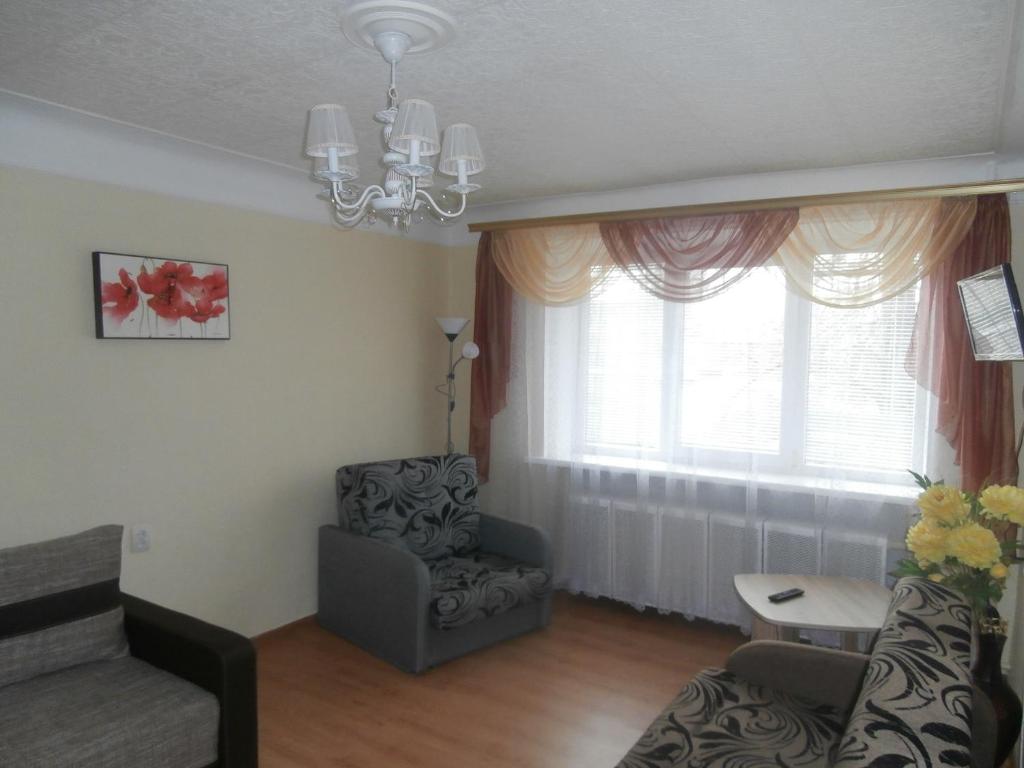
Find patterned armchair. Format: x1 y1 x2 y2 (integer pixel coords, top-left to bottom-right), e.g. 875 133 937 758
617 577 998 768
317 454 553 673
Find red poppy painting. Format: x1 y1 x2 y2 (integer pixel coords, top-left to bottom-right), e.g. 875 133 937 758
92 252 230 339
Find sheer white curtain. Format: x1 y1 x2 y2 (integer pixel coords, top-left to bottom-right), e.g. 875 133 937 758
480 268 957 635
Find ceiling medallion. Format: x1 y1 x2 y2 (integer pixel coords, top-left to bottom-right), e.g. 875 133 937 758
305 1 484 231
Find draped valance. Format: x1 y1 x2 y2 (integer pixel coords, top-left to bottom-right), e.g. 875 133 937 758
490 224 614 305
470 194 1013 492
487 196 977 308
775 197 977 307
600 208 798 302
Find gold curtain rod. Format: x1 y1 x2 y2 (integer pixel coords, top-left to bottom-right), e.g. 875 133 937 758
468 177 1024 233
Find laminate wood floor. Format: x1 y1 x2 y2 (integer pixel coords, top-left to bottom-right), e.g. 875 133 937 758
257 592 745 768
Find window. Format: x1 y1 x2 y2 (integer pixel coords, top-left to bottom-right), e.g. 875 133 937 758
562 264 925 482
804 287 921 472
676 269 786 453
584 273 663 451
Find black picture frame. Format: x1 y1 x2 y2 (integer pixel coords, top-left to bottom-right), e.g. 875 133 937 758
92 251 231 340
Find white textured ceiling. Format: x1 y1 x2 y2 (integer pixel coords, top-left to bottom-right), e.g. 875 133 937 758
1 0 1022 204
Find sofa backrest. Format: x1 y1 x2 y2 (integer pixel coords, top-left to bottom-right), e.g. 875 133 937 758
0 525 128 689
830 577 973 767
337 454 481 560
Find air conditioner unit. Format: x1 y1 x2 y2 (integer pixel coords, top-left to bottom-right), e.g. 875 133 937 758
763 521 822 576
707 514 763 626
657 506 710 618
823 530 888 583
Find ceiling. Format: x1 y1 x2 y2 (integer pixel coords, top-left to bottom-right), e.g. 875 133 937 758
1 0 1022 205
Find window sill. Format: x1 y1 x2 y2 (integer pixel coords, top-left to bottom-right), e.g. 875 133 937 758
525 454 918 506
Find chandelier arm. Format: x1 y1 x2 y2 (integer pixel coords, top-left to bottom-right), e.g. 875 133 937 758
331 207 369 229
330 183 385 213
415 189 468 220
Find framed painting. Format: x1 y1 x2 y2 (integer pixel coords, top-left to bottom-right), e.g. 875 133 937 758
92 252 230 340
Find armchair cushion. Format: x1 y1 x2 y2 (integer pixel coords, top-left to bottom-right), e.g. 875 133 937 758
0 656 218 768
337 454 481 560
616 667 845 768
427 552 552 630
0 525 128 689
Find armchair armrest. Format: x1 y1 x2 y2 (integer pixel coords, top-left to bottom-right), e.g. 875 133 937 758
318 525 431 673
726 640 868 714
478 513 551 570
122 593 257 768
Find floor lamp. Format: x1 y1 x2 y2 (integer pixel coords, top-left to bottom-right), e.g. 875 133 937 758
436 317 480 455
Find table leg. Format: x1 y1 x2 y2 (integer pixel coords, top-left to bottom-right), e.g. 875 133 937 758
779 625 800 643
840 631 860 652
752 616 799 643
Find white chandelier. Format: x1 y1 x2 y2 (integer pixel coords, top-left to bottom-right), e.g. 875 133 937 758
304 1 484 231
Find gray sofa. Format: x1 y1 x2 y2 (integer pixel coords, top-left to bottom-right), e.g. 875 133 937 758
617 577 997 768
0 525 257 768
318 453 553 673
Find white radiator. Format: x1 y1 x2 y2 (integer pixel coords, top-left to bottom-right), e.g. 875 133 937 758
763 521 822 576
657 506 710 618
823 530 888 583
564 497 612 598
707 514 763 626
610 501 658 609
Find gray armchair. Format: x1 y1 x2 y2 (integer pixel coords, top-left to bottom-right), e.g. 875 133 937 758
318 454 553 673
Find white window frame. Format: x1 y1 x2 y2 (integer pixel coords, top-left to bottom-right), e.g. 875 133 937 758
569 268 928 487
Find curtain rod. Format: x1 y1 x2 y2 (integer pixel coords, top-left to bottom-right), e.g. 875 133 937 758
467 177 1024 233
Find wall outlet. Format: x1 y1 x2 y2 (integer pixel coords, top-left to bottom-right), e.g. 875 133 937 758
130 526 152 553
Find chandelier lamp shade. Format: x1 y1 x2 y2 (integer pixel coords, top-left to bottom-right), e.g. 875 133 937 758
304 1 485 231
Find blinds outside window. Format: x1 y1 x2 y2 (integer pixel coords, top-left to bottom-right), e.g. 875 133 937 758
805 283 920 471
677 268 786 453
576 262 922 479
584 272 664 450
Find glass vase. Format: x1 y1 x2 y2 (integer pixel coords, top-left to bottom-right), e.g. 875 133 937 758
972 603 1023 765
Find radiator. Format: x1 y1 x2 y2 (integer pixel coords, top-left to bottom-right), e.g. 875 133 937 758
763 521 822 576
564 496 612 599
823 529 888 583
707 514 763 626
657 506 710 618
610 501 658 609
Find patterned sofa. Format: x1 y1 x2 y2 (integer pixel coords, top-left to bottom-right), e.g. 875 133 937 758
617 577 998 768
318 454 553 673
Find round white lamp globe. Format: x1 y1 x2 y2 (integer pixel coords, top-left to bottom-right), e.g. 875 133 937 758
461 341 480 360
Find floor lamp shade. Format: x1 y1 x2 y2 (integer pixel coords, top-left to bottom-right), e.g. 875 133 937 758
436 317 469 340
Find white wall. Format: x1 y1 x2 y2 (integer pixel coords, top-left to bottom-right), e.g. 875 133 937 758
0 164 451 637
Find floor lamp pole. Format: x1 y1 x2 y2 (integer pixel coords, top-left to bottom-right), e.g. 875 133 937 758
435 317 480 457
446 336 456 455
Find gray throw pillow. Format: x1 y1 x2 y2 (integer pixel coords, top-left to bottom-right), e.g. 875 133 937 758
0 525 129 689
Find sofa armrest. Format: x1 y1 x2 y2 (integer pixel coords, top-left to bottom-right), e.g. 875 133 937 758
478 513 551 570
318 525 431 673
726 640 868 714
122 593 257 768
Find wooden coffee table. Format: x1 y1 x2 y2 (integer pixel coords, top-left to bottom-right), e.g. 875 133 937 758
733 574 891 651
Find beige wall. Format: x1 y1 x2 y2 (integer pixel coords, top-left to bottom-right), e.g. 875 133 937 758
0 165 453 637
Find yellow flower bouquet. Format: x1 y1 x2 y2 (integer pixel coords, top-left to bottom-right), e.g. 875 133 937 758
895 471 1023 618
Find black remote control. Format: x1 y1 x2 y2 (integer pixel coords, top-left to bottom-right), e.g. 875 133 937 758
768 587 805 603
